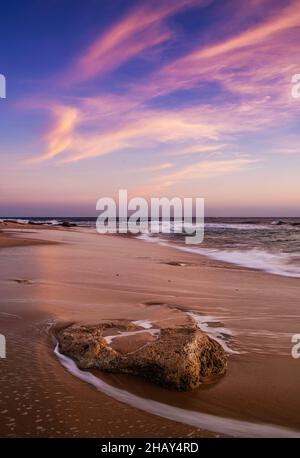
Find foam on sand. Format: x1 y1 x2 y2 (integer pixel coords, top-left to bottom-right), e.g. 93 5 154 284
187 312 239 355
54 344 300 438
104 327 160 344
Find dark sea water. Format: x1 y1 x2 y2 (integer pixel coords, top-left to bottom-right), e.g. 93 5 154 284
2 216 300 278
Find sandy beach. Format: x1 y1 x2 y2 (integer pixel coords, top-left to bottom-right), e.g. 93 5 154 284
0 222 300 437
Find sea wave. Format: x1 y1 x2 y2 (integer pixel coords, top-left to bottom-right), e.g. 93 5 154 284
177 246 300 278
138 234 300 278
204 223 271 230
0 218 61 225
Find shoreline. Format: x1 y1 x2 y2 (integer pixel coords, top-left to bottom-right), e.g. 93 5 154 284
2 220 300 280
0 221 62 249
0 223 300 437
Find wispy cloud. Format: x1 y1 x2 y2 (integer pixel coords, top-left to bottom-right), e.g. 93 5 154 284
192 0 300 60
61 0 205 85
168 143 228 156
134 0 300 105
136 162 174 172
32 104 79 162
33 91 290 165
154 157 258 188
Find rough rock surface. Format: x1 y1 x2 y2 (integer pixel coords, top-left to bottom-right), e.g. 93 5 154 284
56 321 227 390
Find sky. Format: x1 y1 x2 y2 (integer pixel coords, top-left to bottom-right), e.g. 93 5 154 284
0 0 300 217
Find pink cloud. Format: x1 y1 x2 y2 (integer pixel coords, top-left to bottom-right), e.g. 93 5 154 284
158 158 258 185
134 0 300 105
31 104 79 162
61 0 205 85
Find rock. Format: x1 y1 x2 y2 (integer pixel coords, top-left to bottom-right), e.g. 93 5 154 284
3 219 23 224
12 278 33 284
56 321 227 390
60 221 77 227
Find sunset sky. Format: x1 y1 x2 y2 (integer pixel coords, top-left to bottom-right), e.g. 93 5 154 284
0 0 300 216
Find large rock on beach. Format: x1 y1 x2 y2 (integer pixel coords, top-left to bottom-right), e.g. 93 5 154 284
56 321 227 391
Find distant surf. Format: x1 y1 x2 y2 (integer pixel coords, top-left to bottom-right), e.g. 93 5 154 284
137 218 300 279
176 246 300 278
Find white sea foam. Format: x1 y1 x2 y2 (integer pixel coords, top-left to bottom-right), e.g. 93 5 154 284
0 218 61 225
137 233 163 243
132 320 153 329
176 246 300 278
204 223 271 230
187 312 239 355
104 328 160 344
0 312 20 319
54 344 300 438
138 233 300 278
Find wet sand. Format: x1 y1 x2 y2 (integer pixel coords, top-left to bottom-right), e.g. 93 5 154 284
0 221 61 249
0 223 300 437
